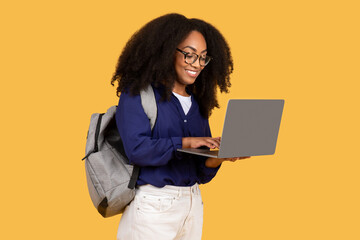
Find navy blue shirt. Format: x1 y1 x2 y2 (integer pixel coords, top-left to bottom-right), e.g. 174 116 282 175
115 86 220 187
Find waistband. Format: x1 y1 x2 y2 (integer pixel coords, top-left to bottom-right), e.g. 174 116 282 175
136 183 201 196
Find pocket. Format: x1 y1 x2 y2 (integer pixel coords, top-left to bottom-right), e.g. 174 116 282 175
136 192 175 213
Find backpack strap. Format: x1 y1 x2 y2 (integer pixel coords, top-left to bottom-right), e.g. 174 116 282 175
128 165 140 189
140 85 157 130
128 85 157 189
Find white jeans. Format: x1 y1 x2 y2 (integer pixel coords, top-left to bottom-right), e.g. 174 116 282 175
117 183 203 240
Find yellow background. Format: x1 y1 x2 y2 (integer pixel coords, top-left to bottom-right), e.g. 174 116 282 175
1 0 359 239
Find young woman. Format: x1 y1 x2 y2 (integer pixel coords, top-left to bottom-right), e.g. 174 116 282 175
111 13 249 240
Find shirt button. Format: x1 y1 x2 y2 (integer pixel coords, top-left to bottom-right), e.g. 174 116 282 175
184 119 187 123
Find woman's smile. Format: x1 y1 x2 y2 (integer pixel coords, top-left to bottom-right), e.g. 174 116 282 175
185 69 200 78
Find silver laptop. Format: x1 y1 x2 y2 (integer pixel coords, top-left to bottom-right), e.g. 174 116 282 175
177 99 284 158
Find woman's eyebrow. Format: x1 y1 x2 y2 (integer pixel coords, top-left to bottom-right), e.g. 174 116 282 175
183 46 207 53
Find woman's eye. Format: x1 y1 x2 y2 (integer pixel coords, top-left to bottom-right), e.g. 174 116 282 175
186 54 196 59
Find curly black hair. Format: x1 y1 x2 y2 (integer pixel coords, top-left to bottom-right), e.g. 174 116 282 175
111 13 233 118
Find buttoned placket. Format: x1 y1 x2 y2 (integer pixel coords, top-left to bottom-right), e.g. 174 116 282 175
172 94 194 137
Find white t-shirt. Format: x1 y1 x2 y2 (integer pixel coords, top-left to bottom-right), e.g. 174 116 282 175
172 92 192 115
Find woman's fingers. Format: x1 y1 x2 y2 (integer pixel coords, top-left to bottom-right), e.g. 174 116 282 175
205 138 220 148
184 136 222 149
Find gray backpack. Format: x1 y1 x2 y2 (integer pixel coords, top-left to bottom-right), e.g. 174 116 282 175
82 85 157 218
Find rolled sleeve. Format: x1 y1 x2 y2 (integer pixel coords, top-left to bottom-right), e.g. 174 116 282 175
171 137 183 151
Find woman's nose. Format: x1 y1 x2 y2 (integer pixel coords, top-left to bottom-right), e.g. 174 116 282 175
190 58 201 68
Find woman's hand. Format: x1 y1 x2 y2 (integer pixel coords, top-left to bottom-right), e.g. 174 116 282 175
182 136 250 168
182 137 221 149
205 156 250 168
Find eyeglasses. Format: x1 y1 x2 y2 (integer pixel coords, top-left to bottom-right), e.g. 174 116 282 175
176 48 212 67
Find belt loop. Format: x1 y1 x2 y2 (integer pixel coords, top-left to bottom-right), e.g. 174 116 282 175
191 184 196 195
194 183 199 195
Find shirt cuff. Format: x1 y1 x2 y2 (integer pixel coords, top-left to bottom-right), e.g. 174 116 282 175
171 137 185 159
171 137 183 151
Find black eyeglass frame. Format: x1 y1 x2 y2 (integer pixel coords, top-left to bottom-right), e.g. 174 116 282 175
176 48 212 67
